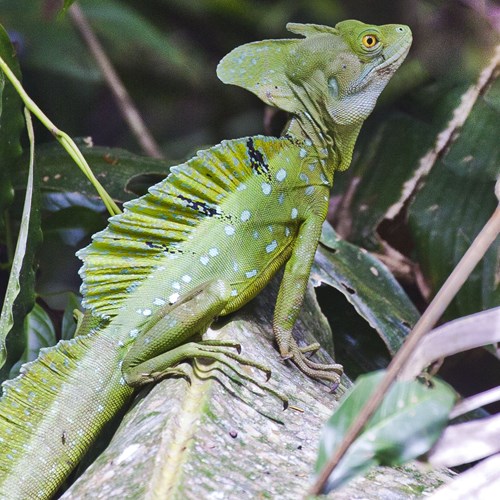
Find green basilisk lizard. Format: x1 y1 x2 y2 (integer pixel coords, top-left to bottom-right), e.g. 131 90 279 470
0 20 411 498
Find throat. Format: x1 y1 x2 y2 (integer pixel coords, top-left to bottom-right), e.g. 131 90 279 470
285 114 361 176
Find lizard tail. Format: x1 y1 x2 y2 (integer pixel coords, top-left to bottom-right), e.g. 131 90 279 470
0 331 132 499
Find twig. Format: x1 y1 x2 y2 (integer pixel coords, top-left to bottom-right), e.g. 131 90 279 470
69 4 164 159
309 194 500 495
0 55 120 216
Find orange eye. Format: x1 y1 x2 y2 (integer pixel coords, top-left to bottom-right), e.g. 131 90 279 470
362 34 378 48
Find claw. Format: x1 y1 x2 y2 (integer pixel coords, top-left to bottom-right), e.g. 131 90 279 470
279 338 344 385
329 381 340 393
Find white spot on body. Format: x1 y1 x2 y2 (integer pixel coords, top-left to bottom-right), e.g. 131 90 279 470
305 186 315 195
305 138 312 146
142 309 152 317
231 289 238 296
169 293 179 304
291 208 298 219
261 182 271 195
253 231 259 239
209 247 219 257
370 266 379 277
299 148 307 158
224 225 235 236
200 255 210 265
245 270 258 279
285 227 290 237
240 210 251 221
153 297 166 306
182 275 192 283
276 169 287 182
129 329 139 338
236 183 247 191
172 282 181 290
266 240 278 253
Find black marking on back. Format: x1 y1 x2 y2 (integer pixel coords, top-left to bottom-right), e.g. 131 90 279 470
246 138 270 177
177 194 218 217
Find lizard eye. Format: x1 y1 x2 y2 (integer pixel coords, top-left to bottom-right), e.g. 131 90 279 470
362 34 378 48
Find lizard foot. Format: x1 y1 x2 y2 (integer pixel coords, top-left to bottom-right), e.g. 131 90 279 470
282 342 321 360
185 343 289 407
280 340 343 387
125 341 288 408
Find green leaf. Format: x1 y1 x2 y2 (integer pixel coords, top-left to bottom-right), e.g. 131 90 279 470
14 142 171 203
8 303 58 378
0 109 41 380
62 0 77 13
315 371 456 493
408 78 500 319
0 23 24 238
0 62 4 116
312 223 419 355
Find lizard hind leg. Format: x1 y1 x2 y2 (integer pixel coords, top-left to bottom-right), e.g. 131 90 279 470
121 280 282 402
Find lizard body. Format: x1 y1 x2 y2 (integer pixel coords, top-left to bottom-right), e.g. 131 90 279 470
0 20 411 498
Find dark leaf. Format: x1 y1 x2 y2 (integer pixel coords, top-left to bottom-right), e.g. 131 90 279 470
313 223 419 355
315 371 456 492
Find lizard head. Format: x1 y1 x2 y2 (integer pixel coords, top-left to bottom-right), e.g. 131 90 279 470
217 20 412 170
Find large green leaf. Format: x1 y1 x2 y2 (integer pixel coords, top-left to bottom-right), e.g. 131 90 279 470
8 303 57 378
62 0 77 13
312 223 419 355
315 371 456 493
0 29 41 379
408 78 500 319
13 143 171 203
0 24 24 238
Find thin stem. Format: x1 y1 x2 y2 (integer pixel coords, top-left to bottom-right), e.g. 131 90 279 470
69 4 164 159
0 55 121 216
309 202 500 496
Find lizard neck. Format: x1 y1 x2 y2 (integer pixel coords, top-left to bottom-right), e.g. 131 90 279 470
286 113 363 183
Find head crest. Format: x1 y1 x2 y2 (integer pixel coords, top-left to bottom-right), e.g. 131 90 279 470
217 23 339 113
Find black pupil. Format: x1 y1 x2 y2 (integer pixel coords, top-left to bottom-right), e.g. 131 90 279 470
367 37 374 45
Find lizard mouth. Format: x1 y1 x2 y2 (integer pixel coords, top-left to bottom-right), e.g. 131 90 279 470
375 35 413 74
349 33 413 93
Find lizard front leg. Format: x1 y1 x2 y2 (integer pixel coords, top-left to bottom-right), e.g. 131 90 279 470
273 216 343 386
122 280 286 404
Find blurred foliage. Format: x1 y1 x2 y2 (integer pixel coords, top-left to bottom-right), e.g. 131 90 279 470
0 0 498 399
